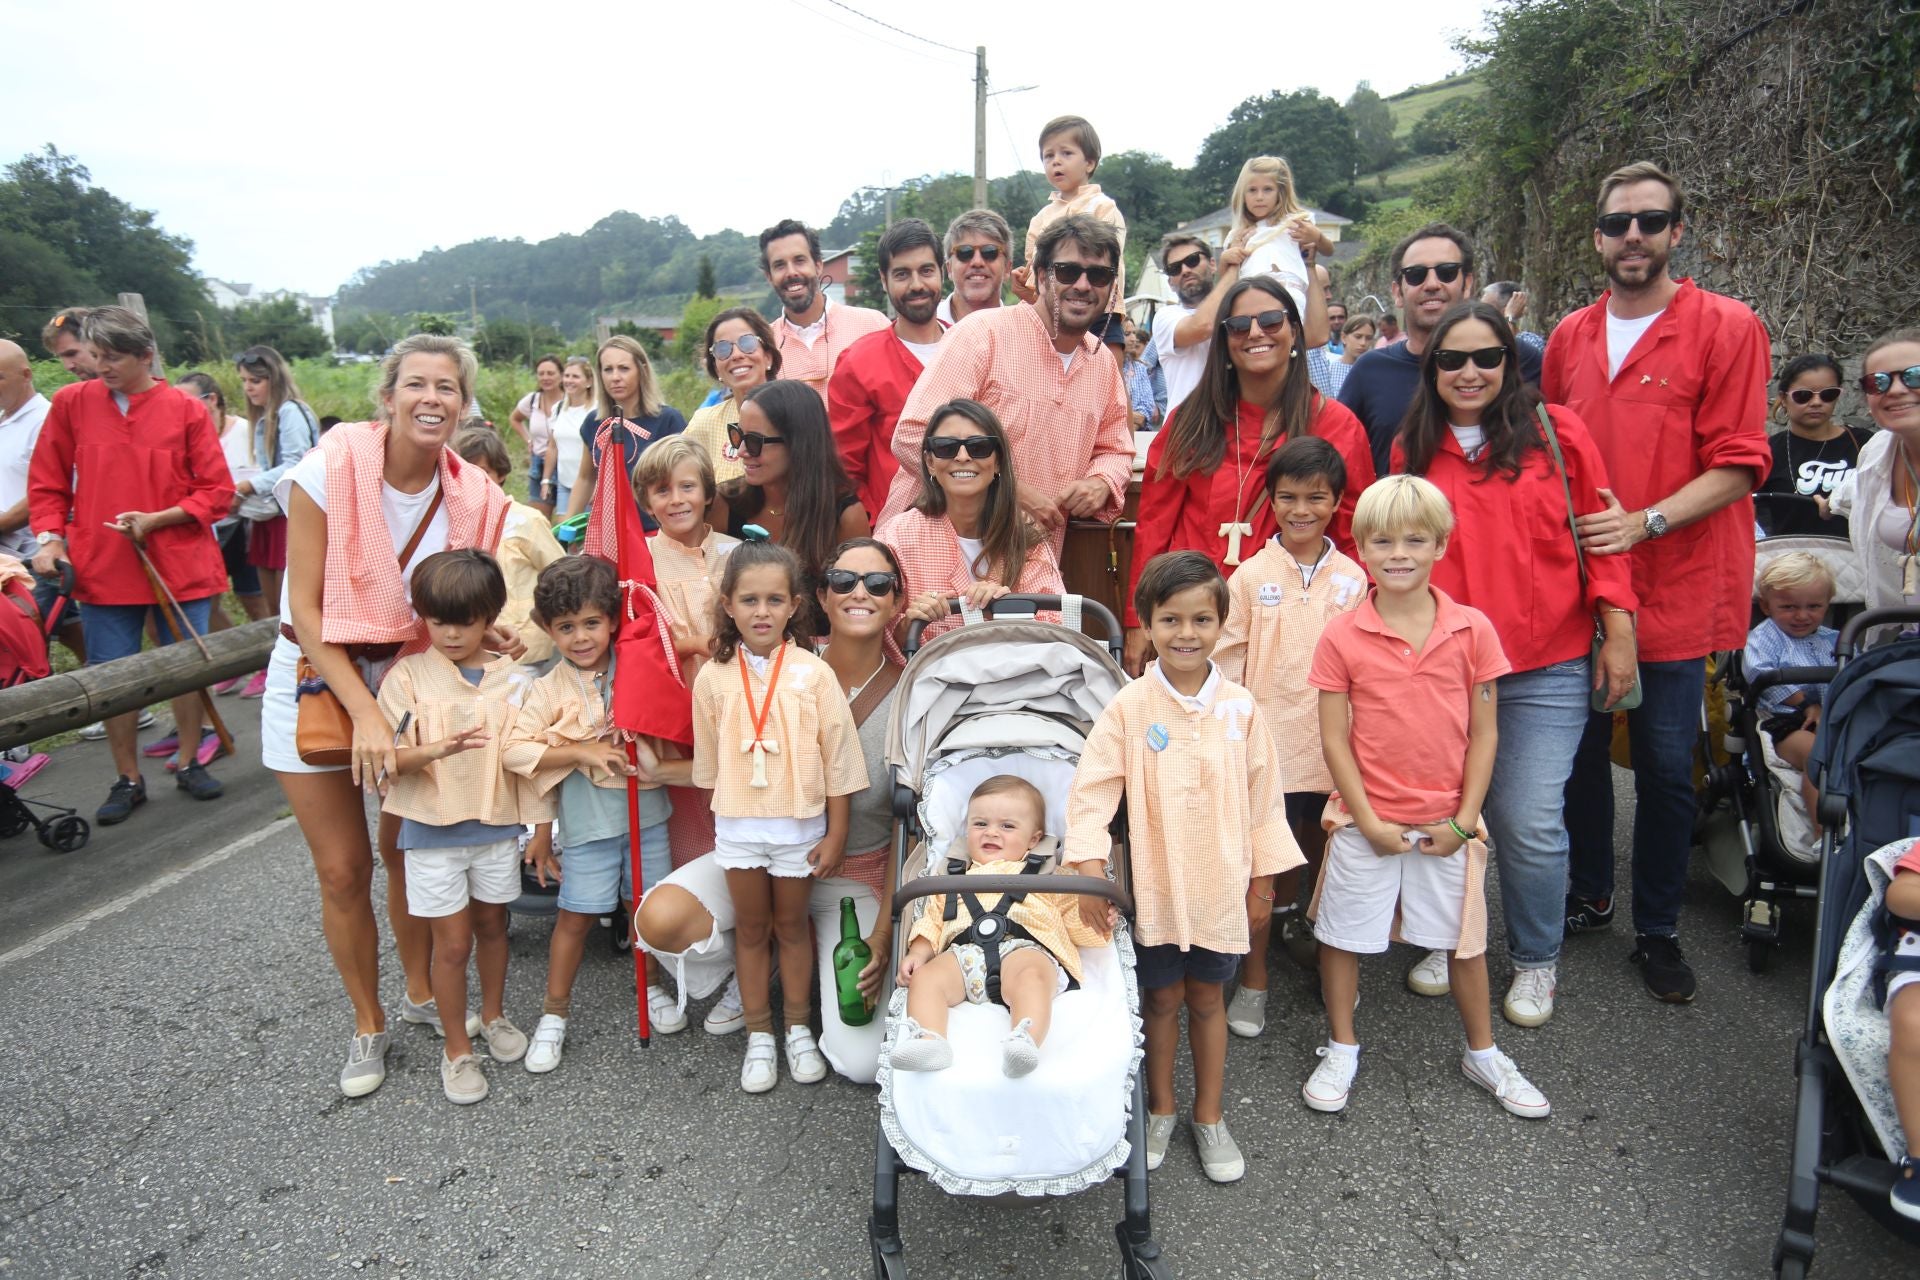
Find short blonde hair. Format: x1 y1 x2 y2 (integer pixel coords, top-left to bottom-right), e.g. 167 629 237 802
376 334 477 420
1757 551 1836 600
633 435 716 504
1351 474 1454 545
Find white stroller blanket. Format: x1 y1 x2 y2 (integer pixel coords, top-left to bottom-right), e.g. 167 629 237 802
1822 837 1916 1160
1759 733 1820 866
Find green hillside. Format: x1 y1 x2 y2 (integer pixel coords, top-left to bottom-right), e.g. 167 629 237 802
1386 72 1485 136
1358 70 1483 200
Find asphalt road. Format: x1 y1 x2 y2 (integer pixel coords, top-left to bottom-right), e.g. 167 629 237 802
1 704 1914 1279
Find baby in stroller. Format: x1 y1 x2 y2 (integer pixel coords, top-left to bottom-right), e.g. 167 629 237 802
893 775 1111 1078
1743 552 1839 834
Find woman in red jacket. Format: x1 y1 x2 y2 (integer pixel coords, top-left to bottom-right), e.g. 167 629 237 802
1392 300 1639 1030
1124 277 1374 674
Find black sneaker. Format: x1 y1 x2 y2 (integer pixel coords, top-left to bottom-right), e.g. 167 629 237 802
1630 934 1697 1003
1564 894 1615 936
175 762 223 801
96 776 147 825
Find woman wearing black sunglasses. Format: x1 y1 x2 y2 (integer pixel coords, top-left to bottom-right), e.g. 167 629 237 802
876 398 1063 640
1391 299 1638 1029
1828 328 1920 612
1756 354 1865 538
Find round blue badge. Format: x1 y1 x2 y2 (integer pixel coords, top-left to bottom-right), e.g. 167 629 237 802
1146 723 1169 752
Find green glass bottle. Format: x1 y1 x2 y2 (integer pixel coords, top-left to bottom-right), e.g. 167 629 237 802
831 896 874 1027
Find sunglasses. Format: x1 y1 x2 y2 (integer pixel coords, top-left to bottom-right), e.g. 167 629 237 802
1164 250 1209 275
1047 262 1117 289
924 434 1001 461
710 334 764 360
1595 209 1676 238
725 425 786 456
1433 346 1509 372
1397 262 1464 287
823 569 898 596
1862 366 1920 396
952 244 1002 263
1787 387 1842 406
1222 309 1291 335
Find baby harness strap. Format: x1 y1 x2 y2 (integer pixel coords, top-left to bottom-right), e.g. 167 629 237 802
943 851 1052 1007
1870 906 1920 1010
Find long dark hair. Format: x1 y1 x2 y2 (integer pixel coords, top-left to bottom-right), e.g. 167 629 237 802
1398 300 1543 482
1162 276 1320 479
720 380 855 583
710 540 813 664
910 399 1042 588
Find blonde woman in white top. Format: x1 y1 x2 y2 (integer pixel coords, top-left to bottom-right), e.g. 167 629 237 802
1828 329 1920 610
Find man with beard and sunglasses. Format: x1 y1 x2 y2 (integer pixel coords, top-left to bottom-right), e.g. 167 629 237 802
1151 234 1245 420
759 219 890 404
937 209 1012 326
875 214 1132 552
1339 223 1543 476
1544 161 1772 1006
829 219 948 516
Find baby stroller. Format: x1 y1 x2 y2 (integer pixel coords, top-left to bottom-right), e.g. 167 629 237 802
0 561 88 855
868 595 1168 1280
1772 606 1920 1277
1711 506 1867 970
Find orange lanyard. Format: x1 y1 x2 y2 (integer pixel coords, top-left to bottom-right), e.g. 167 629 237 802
739 644 787 788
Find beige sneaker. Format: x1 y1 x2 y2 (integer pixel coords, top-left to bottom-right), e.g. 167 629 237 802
477 1016 528 1064
440 1052 489 1105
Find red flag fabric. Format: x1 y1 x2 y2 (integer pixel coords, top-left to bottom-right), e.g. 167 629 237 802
582 418 694 748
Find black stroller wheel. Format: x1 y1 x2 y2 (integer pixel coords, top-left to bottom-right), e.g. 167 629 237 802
870 1236 907 1280
1776 1256 1807 1280
0 807 30 838
45 816 88 854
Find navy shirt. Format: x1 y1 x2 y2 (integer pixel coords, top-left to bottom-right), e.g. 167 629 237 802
1339 338 1545 477
582 408 688 530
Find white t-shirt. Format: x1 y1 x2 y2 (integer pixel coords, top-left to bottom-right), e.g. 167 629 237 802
955 535 986 577
1605 307 1663 380
0 393 49 557
901 338 942 366
1242 217 1313 314
1152 303 1210 420
551 402 593 488
274 449 450 615
1447 422 1487 460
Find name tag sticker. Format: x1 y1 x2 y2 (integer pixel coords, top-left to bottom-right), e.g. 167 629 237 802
1146 724 1169 752
1257 583 1284 607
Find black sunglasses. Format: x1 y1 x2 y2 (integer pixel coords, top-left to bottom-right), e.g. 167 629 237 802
1397 262 1464 287
1222 309 1291 336
823 569 898 596
1862 366 1920 396
725 425 786 456
710 334 764 360
1595 209 1676 238
952 244 1002 263
924 434 1001 461
1163 250 1209 275
1433 346 1509 372
1787 387 1842 406
1047 262 1117 289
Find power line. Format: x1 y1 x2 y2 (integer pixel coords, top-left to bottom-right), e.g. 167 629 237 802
781 0 971 70
818 0 973 56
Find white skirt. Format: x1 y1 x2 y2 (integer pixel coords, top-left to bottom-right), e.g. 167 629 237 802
261 634 341 774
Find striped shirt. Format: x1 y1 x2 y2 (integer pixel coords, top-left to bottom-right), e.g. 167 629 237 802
1742 618 1837 716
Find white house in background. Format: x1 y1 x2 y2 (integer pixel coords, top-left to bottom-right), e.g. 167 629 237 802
206 279 336 345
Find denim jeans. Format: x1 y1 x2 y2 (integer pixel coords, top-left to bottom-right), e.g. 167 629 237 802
1565 657 1708 939
1482 658 1591 969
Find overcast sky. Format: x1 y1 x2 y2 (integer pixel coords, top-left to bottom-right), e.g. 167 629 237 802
3 0 1488 298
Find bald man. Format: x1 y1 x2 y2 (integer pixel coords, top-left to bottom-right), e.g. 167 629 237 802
0 339 83 663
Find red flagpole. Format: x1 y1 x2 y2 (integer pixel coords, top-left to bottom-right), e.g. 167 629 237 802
627 741 650 1046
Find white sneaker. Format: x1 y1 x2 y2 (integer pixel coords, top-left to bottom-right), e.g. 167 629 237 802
741 1031 778 1093
79 709 155 741
1502 966 1557 1028
648 985 688 1035
524 1014 567 1073
785 1025 827 1084
705 975 745 1035
1302 1045 1359 1113
1226 985 1267 1038
1406 948 1451 996
1461 1048 1551 1119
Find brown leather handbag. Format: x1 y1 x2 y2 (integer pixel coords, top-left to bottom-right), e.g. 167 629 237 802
294 489 444 765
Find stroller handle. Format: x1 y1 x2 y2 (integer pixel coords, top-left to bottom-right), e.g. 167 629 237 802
1838 607 1920 657
893 872 1135 920
29 559 75 598
1741 666 1839 702
902 594 1123 660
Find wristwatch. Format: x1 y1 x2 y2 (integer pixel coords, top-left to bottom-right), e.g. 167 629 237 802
34 530 63 546
1643 508 1669 540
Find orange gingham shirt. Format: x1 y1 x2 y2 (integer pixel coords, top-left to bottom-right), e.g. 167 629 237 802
1213 538 1368 795
773 300 892 403
501 660 668 805
873 507 1065 640
650 528 739 646
378 650 550 829
874 303 1133 557
691 642 868 820
907 857 1113 984
684 399 744 487
499 500 566 666
1063 664 1303 952
1023 183 1128 309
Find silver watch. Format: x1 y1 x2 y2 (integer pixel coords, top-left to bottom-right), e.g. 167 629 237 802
1643 508 1669 540
34 531 63 547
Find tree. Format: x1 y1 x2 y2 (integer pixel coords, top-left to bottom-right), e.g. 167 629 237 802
1347 83 1402 172
409 312 459 336
222 297 330 360
671 295 726 365
332 308 400 355
696 255 717 299
473 315 565 366
1088 151 1208 256
1410 99 1478 157
609 320 665 360
1190 90 1360 207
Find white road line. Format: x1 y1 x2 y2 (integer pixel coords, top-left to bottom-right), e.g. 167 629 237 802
0 816 296 969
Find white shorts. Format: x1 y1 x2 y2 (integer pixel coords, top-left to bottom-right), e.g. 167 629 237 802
713 837 817 879
402 837 522 917
1313 824 1469 954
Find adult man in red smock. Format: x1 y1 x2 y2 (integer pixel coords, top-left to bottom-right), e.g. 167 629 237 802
828 218 946 517
1544 162 1773 1004
29 306 235 825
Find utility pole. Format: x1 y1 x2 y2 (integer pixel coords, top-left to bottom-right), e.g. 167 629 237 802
468 278 479 332
973 46 988 210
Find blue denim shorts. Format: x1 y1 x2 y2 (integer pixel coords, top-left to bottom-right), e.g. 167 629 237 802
556 822 670 915
82 597 214 666
1134 941 1241 990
